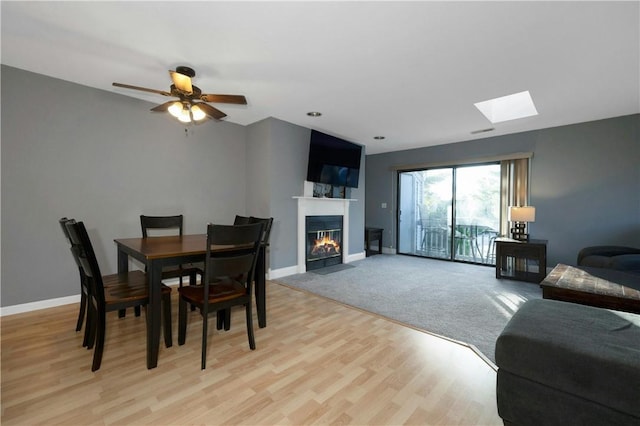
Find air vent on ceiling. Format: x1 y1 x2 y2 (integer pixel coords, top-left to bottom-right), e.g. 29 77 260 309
471 127 495 135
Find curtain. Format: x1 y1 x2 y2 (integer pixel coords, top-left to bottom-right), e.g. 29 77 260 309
500 158 530 236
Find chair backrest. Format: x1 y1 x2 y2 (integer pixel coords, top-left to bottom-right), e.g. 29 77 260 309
140 214 184 238
233 215 273 246
65 220 106 306
60 216 92 300
59 217 72 241
249 216 274 246
233 215 251 225
203 223 264 302
60 217 82 269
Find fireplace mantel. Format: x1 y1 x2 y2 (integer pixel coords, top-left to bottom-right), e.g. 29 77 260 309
294 195 356 273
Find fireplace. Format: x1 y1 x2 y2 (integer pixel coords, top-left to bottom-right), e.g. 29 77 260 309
294 185 355 274
305 215 343 271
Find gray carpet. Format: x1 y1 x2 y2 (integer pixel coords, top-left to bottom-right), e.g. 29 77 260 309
275 254 543 364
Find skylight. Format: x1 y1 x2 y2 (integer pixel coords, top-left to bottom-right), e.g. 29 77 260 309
474 91 538 124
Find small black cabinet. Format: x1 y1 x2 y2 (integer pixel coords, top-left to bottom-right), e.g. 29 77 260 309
495 238 547 283
365 227 383 257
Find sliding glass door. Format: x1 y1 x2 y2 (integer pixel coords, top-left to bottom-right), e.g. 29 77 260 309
397 163 500 265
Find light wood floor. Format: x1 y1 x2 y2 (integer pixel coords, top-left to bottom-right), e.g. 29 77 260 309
1 281 501 425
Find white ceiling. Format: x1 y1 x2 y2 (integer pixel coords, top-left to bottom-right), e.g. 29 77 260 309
2 1 638 155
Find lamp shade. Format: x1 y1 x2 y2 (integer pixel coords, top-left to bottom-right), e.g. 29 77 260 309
508 206 536 222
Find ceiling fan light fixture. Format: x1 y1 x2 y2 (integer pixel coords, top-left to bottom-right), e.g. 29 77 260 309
177 107 192 123
191 104 206 121
113 66 245 125
171 71 193 94
168 101 184 118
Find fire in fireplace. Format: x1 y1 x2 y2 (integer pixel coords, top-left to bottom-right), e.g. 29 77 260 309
306 215 343 271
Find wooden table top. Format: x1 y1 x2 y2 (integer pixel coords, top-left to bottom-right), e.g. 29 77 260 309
115 234 251 260
541 264 640 301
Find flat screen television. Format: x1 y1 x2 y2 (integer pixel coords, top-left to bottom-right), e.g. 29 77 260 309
306 130 362 188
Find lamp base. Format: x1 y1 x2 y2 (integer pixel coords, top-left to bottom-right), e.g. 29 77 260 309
510 222 529 241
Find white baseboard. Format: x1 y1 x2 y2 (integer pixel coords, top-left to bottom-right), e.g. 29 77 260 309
1 295 81 317
0 277 185 317
268 265 299 280
1 253 375 316
346 251 366 262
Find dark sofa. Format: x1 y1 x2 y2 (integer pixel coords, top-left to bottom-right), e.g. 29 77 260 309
578 245 640 274
495 299 640 426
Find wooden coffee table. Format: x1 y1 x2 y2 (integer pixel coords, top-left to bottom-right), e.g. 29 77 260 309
540 264 640 314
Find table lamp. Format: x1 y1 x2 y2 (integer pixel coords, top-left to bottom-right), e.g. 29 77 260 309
508 206 535 241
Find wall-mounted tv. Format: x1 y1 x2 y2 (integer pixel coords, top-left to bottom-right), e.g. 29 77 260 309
306 130 362 188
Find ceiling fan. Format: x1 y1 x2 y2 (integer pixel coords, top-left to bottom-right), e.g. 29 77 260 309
112 66 247 124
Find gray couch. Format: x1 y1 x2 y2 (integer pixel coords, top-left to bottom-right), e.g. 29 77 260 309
578 245 640 275
495 299 640 426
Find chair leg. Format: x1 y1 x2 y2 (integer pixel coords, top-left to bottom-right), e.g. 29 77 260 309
91 309 106 372
190 272 198 311
178 296 188 346
216 310 224 330
82 301 92 348
246 303 256 350
86 304 97 350
162 294 173 348
215 309 231 330
76 290 87 332
224 309 231 331
201 311 208 370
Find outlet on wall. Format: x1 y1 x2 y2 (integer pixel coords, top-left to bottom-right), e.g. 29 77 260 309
381 202 387 208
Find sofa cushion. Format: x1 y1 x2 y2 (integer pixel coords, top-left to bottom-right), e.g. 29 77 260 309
495 299 640 418
578 245 640 274
611 254 640 274
579 254 615 269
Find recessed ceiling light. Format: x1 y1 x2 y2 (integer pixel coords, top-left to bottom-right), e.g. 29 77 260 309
307 112 322 117
474 91 538 124
374 136 385 140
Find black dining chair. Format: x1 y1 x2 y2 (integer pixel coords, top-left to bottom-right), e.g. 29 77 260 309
65 219 173 371
59 217 91 346
234 215 274 244
216 215 274 331
140 215 203 288
178 222 264 369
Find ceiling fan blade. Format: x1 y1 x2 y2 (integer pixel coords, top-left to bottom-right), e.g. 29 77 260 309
150 101 177 112
196 102 227 120
170 70 193 95
200 94 247 104
112 82 172 97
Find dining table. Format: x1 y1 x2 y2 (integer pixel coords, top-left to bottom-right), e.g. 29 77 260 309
114 234 267 369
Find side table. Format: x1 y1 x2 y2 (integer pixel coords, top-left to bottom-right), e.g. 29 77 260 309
495 238 547 283
365 227 383 257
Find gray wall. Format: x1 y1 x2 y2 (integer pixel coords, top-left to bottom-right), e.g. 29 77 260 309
1 65 248 307
366 114 640 267
1 66 367 308
246 118 366 270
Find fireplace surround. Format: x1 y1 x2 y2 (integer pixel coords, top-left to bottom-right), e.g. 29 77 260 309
294 182 355 273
